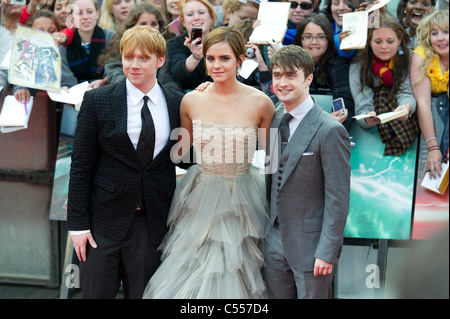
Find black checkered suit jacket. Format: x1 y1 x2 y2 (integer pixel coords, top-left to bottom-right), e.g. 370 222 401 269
67 79 185 245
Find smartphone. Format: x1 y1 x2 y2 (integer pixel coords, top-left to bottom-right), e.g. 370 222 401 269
332 97 346 116
191 27 202 45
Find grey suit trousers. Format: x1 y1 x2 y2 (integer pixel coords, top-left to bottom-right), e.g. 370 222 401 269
263 224 333 299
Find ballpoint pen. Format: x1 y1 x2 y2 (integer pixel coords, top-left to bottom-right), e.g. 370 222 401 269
24 100 28 115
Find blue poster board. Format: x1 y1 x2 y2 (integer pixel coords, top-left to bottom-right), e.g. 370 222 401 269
345 123 418 239
312 93 418 240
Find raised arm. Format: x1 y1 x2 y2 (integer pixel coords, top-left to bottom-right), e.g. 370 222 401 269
410 52 442 178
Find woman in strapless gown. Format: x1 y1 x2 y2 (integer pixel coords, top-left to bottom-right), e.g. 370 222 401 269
142 27 275 299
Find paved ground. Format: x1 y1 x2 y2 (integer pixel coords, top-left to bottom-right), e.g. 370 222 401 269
0 283 82 299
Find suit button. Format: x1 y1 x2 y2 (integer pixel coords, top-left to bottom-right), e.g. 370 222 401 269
278 176 282 180
278 170 283 174
279 164 283 168
277 183 281 186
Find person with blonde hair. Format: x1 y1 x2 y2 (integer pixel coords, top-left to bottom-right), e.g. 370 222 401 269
67 25 187 299
167 0 217 90
98 0 137 31
410 9 449 178
143 26 274 299
219 0 258 27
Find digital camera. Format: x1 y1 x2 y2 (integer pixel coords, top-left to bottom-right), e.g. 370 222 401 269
245 48 255 59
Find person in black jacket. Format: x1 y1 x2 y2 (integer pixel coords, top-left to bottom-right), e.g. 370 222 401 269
166 0 216 90
292 13 355 132
67 26 188 299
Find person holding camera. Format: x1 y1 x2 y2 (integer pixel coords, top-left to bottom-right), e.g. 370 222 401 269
230 18 278 104
166 0 216 91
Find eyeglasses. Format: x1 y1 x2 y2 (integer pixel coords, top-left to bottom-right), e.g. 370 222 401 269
290 2 314 10
301 35 328 42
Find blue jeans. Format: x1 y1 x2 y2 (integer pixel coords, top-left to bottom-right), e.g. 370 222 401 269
436 92 449 157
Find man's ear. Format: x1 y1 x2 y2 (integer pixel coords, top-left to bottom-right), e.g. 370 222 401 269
157 55 166 69
305 73 313 86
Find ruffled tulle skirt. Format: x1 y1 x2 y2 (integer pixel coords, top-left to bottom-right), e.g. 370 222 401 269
143 165 270 299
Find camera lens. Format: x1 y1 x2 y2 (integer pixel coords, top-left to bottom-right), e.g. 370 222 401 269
245 48 255 58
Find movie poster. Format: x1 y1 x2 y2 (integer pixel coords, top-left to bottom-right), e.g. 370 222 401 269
8 24 61 92
412 103 449 239
345 123 418 240
309 94 418 240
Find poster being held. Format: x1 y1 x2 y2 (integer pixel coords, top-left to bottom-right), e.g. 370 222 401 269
8 24 61 93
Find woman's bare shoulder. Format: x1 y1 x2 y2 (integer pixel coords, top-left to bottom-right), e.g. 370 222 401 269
182 89 207 104
242 85 274 108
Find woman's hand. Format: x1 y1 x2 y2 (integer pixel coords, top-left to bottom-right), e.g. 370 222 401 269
364 111 379 126
195 81 212 92
358 0 387 14
14 89 31 103
246 43 269 71
267 45 275 61
425 149 443 179
184 36 203 61
27 0 42 13
331 109 348 124
252 19 261 29
52 32 67 46
338 30 353 51
88 78 107 89
395 104 412 122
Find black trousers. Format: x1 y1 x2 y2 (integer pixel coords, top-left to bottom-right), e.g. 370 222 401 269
79 213 161 299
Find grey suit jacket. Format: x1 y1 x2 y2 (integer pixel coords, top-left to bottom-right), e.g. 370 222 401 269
266 101 351 272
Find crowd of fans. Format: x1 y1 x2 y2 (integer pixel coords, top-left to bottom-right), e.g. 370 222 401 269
0 0 448 165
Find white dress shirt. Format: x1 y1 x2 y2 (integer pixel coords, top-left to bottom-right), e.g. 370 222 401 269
284 95 314 141
126 79 170 157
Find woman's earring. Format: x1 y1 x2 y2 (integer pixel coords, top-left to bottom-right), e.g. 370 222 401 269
397 46 405 56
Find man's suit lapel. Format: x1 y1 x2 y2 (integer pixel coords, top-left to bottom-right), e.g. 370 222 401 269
111 80 143 165
280 104 322 189
149 84 180 165
266 107 284 199
162 85 180 134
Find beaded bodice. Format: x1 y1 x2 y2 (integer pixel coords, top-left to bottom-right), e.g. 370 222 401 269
193 120 257 177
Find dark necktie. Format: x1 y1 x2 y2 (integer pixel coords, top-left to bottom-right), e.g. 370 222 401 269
279 112 293 154
137 96 155 166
